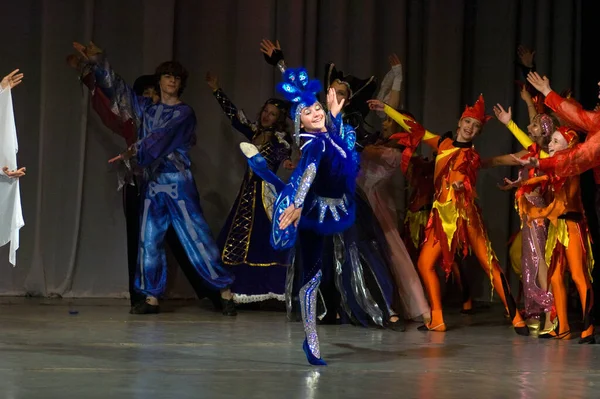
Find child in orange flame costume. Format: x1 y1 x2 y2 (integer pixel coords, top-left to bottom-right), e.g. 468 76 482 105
368 96 528 334
392 131 475 314
516 127 595 343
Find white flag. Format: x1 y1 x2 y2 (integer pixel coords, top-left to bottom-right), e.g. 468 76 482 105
0 87 24 265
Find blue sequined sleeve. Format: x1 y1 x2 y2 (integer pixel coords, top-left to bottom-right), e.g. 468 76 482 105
287 138 323 208
134 105 197 167
92 55 152 130
326 112 356 151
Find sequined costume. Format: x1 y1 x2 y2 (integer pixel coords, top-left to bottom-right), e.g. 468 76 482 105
516 126 594 342
211 89 292 303
502 121 555 320
263 48 398 329
243 67 362 365
90 55 234 300
74 68 217 308
381 99 527 334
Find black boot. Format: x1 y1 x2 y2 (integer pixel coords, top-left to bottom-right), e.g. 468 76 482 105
221 297 237 317
130 300 160 315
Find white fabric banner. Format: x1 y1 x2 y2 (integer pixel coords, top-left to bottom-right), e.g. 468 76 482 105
0 87 24 266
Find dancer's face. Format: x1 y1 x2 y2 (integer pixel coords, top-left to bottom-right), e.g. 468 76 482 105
260 104 280 129
548 131 568 156
456 117 482 142
300 102 326 132
330 81 350 108
527 119 543 139
381 116 399 139
159 74 181 97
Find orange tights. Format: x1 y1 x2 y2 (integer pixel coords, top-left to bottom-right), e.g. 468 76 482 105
549 221 594 340
417 217 524 331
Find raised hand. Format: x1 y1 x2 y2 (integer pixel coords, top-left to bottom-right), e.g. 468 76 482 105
389 53 401 68
327 87 345 118
497 177 522 191
511 154 539 169
73 42 89 60
517 45 535 68
527 72 552 96
493 103 512 125
108 146 136 164
279 204 302 229
2 166 26 178
259 39 281 57
108 154 123 164
1 69 24 90
205 72 219 91
367 99 385 112
73 41 102 61
520 85 533 102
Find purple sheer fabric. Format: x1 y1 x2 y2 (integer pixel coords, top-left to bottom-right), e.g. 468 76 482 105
520 194 554 318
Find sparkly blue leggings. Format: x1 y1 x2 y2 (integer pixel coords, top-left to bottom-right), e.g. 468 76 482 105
298 229 325 359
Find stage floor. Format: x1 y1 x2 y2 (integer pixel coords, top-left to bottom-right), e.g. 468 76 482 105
0 298 599 398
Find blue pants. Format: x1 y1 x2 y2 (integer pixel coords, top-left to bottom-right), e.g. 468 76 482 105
135 170 234 297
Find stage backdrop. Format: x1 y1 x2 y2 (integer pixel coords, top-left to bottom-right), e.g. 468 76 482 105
0 0 581 300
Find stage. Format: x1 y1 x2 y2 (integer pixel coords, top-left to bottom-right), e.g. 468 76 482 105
0 298 598 398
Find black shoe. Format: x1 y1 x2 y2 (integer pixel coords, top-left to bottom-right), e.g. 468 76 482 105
579 335 595 344
130 301 160 314
388 318 406 332
221 298 237 316
460 308 476 315
514 325 530 336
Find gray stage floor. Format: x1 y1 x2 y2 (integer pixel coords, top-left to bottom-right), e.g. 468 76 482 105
0 298 599 398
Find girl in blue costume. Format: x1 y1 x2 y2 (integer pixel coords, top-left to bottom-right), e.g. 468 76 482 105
241 67 359 365
205 72 293 304
259 40 402 331
73 41 237 316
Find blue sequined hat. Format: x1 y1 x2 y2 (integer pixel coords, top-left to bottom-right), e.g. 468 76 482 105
276 67 322 145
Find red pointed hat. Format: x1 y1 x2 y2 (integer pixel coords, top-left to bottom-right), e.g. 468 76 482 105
460 94 493 124
556 126 578 146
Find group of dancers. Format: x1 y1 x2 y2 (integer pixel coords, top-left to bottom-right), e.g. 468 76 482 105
2 40 600 366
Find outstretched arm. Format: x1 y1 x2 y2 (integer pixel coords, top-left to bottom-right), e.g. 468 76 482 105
492 103 549 158
528 71 600 135
206 72 256 140
73 41 150 126
519 85 538 122
375 54 403 111
482 150 529 168
537 134 600 177
68 54 137 145
367 99 440 150
260 39 286 72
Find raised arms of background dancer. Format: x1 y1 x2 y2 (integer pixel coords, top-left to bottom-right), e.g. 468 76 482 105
72 42 195 167
1 69 25 179
66 51 138 146
520 72 600 176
